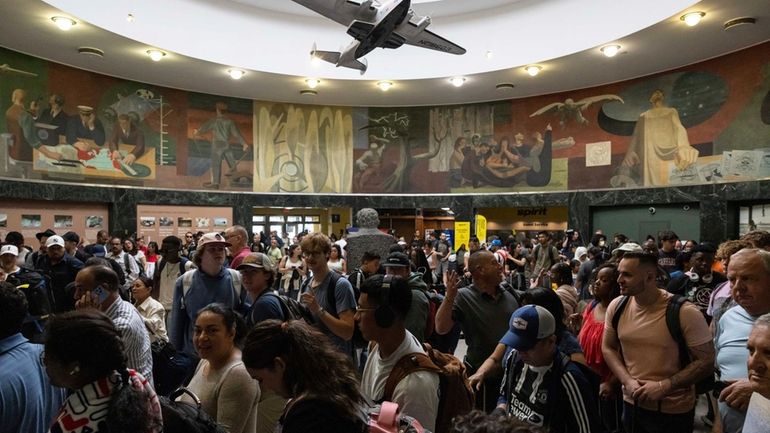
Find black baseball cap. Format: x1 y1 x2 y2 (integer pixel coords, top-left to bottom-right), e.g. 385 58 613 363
35 229 56 241
383 251 409 267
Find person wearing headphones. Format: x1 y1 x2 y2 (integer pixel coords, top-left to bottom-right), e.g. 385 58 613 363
357 274 440 431
666 243 726 321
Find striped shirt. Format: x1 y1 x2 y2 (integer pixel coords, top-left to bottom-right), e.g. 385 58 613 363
105 297 153 384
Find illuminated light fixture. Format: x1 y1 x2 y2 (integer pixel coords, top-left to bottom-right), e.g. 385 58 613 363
524 65 542 77
227 69 245 80
680 11 705 27
485 50 493 59
127 13 135 22
305 78 321 89
146 49 166 62
449 77 466 87
300 89 317 96
51 16 76 31
600 44 621 57
377 81 394 92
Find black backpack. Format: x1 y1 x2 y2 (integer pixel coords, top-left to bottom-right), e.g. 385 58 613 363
611 294 715 393
160 388 227 433
264 292 316 324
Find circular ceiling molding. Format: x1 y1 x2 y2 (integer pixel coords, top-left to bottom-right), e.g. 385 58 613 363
44 0 696 80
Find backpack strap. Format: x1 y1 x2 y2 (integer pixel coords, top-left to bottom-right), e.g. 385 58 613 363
610 295 630 333
383 351 441 402
325 271 342 318
180 270 196 310
666 294 691 368
227 268 243 308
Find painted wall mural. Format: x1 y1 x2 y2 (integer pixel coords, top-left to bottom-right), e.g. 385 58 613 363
2 42 770 194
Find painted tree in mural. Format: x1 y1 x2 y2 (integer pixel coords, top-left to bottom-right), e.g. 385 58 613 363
361 112 441 192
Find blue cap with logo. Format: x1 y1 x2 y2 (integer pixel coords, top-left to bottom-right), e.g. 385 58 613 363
500 305 556 351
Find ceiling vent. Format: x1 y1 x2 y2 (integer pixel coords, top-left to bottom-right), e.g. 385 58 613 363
496 83 515 90
300 89 317 96
77 47 104 57
724 17 756 31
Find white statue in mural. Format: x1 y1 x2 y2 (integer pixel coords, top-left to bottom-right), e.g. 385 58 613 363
621 89 699 186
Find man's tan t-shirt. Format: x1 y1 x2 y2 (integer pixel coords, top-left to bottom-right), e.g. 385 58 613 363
605 289 711 413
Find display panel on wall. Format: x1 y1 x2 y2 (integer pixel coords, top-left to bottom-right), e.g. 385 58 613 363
0 200 108 244
2 42 770 194
136 205 233 244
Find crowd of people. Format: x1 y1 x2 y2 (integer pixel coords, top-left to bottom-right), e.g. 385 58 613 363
1 223 770 433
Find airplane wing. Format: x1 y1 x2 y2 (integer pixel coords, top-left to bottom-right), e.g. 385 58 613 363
395 24 466 55
530 102 564 117
0 63 38 77
292 0 377 27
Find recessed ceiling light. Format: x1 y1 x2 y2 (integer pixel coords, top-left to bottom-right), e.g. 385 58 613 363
146 49 166 62
305 78 321 89
51 16 76 31
300 89 317 96
600 44 621 57
449 77 466 87
228 69 245 80
680 11 705 27
377 81 394 92
127 14 135 22
524 65 542 77
78 47 104 57
496 83 515 90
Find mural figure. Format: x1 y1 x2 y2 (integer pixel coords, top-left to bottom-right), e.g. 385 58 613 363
5 89 48 166
354 135 389 190
107 114 145 166
38 94 69 146
459 125 554 188
448 136 468 187
193 101 250 189
65 105 106 152
361 112 441 192
530 94 623 127
620 89 699 187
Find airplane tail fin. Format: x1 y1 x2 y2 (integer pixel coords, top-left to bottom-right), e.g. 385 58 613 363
310 43 341 65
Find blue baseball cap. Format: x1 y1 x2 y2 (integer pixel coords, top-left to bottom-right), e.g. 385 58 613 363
491 239 502 247
500 305 556 351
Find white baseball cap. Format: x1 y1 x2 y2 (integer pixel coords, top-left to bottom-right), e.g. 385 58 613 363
45 235 65 248
0 245 19 256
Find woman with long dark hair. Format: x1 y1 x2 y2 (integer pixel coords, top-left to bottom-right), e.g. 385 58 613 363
44 310 162 433
242 320 366 433
578 263 622 432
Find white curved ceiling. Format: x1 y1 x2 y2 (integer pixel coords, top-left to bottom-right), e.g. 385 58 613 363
1 0 768 106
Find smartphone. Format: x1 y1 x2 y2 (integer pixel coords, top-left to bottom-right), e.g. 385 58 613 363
92 285 109 304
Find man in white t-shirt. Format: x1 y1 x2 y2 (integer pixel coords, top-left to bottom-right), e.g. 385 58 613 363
357 274 439 431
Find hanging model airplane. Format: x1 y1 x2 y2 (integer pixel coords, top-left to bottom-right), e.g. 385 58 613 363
292 0 465 74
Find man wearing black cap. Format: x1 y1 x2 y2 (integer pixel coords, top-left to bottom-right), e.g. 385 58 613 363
25 228 56 269
498 305 602 432
62 231 91 263
383 251 430 343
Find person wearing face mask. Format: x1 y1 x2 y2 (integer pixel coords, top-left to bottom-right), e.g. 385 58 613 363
178 303 259 433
